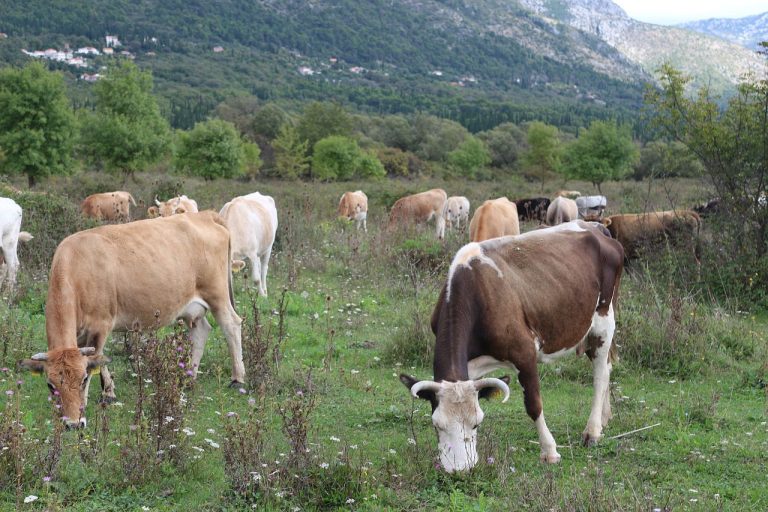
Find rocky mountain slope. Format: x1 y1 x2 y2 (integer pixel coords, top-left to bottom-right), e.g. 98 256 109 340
679 12 768 51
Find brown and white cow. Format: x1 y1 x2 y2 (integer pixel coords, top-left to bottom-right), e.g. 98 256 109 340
147 195 199 218
18 212 243 429
598 210 701 260
219 192 278 297
401 221 624 472
337 190 368 232
442 196 471 232
468 197 520 242
80 191 137 222
546 196 578 225
388 188 447 239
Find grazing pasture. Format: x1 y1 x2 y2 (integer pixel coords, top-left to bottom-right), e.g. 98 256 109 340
0 174 766 511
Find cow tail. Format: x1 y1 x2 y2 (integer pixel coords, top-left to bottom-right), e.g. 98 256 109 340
128 193 137 206
227 232 237 313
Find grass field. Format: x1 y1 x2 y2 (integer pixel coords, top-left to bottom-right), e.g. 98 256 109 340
0 174 766 511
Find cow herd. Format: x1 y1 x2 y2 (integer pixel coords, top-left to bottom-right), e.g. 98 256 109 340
5 184 706 471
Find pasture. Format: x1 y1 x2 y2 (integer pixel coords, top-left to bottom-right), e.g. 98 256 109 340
0 174 766 511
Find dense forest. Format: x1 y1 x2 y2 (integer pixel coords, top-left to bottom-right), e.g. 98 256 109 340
0 0 648 131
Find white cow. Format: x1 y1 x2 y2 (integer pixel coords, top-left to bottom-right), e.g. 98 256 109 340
219 192 278 297
443 196 470 231
0 198 33 292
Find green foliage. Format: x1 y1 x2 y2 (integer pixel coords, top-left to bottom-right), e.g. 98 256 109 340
272 123 309 180
522 121 562 185
477 122 527 169
80 60 170 176
632 140 704 180
175 119 249 180
376 147 410 177
0 62 76 187
560 119 638 192
446 135 490 178
250 103 289 142
213 95 261 140
297 102 352 152
311 136 384 181
412 115 469 162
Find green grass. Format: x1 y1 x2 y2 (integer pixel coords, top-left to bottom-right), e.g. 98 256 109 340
0 173 766 511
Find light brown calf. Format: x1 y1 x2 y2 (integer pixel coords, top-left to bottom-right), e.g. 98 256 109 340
599 210 701 260
468 197 520 242
80 191 137 222
337 190 368 232
388 188 447 239
546 196 578 225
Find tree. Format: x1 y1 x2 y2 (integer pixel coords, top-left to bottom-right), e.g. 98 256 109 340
312 136 384 181
81 60 170 178
447 135 490 178
272 124 310 180
0 62 76 187
560 120 638 193
631 140 704 180
250 103 289 141
477 122 527 169
411 114 469 162
646 59 768 257
522 121 562 189
296 102 351 152
175 119 250 180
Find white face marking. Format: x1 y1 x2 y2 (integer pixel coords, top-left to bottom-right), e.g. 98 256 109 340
446 243 503 301
467 355 518 379
432 381 484 473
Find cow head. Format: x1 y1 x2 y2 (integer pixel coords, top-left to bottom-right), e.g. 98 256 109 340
400 374 510 472
148 196 186 218
18 347 110 429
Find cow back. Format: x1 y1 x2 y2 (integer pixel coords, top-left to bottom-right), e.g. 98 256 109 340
469 198 519 242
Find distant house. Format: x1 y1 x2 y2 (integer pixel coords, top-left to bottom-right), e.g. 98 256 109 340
298 66 315 76
329 56 338 64
80 73 101 83
76 47 100 56
102 47 114 55
213 46 224 53
349 66 365 74
429 70 443 76
146 51 157 56
0 33 8 39
120 50 134 59
105 35 121 47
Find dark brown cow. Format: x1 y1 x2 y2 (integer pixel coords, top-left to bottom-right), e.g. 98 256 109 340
514 197 550 223
600 210 701 259
401 221 624 472
19 212 243 429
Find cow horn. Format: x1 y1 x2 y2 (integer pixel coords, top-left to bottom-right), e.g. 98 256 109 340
410 380 442 398
79 347 96 356
474 378 510 403
30 352 48 361
154 195 162 206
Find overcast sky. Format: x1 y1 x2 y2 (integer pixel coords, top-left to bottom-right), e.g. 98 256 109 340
612 0 768 25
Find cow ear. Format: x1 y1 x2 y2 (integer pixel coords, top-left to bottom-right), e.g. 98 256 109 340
176 207 187 214
147 206 159 218
232 260 246 272
18 359 46 375
478 375 511 400
399 374 438 405
601 218 612 227
86 354 111 373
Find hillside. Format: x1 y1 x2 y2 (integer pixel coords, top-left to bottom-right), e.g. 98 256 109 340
679 12 768 51
518 0 765 94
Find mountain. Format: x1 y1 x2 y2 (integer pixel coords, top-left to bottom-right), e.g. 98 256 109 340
678 12 768 51
518 0 765 94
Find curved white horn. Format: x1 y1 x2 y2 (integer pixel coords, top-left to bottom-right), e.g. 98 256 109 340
154 195 162 206
31 352 48 361
474 378 510 403
410 380 442 398
79 347 96 356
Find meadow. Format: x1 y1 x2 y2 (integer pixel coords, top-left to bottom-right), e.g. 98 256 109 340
0 173 766 511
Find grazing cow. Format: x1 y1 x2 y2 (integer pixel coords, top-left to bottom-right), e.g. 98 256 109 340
148 195 199 218
599 210 701 260
401 220 624 472
546 196 578 225
18 212 243 429
514 197 551 224
576 195 607 218
337 190 368 232
443 196 471 231
469 197 520 242
555 190 581 199
80 191 137 222
219 192 278 297
692 197 720 217
0 198 33 292
388 188 447 239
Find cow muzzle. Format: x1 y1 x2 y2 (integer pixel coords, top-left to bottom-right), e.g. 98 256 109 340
63 417 87 430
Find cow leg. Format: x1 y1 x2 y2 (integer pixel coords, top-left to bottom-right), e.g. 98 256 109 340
211 302 245 385
517 358 560 463
88 330 116 404
583 305 615 446
1 237 19 292
0 254 7 291
258 248 272 297
248 253 264 296
187 315 212 377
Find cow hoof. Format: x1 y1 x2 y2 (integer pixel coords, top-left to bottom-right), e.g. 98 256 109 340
582 432 601 447
540 451 561 464
228 380 245 389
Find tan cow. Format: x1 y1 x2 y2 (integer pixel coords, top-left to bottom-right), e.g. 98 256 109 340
80 191 137 222
598 210 701 260
219 192 278 297
148 195 199 218
388 188 447 239
546 196 579 225
337 190 368 232
554 190 582 199
19 212 243 429
468 197 520 242
443 196 471 232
